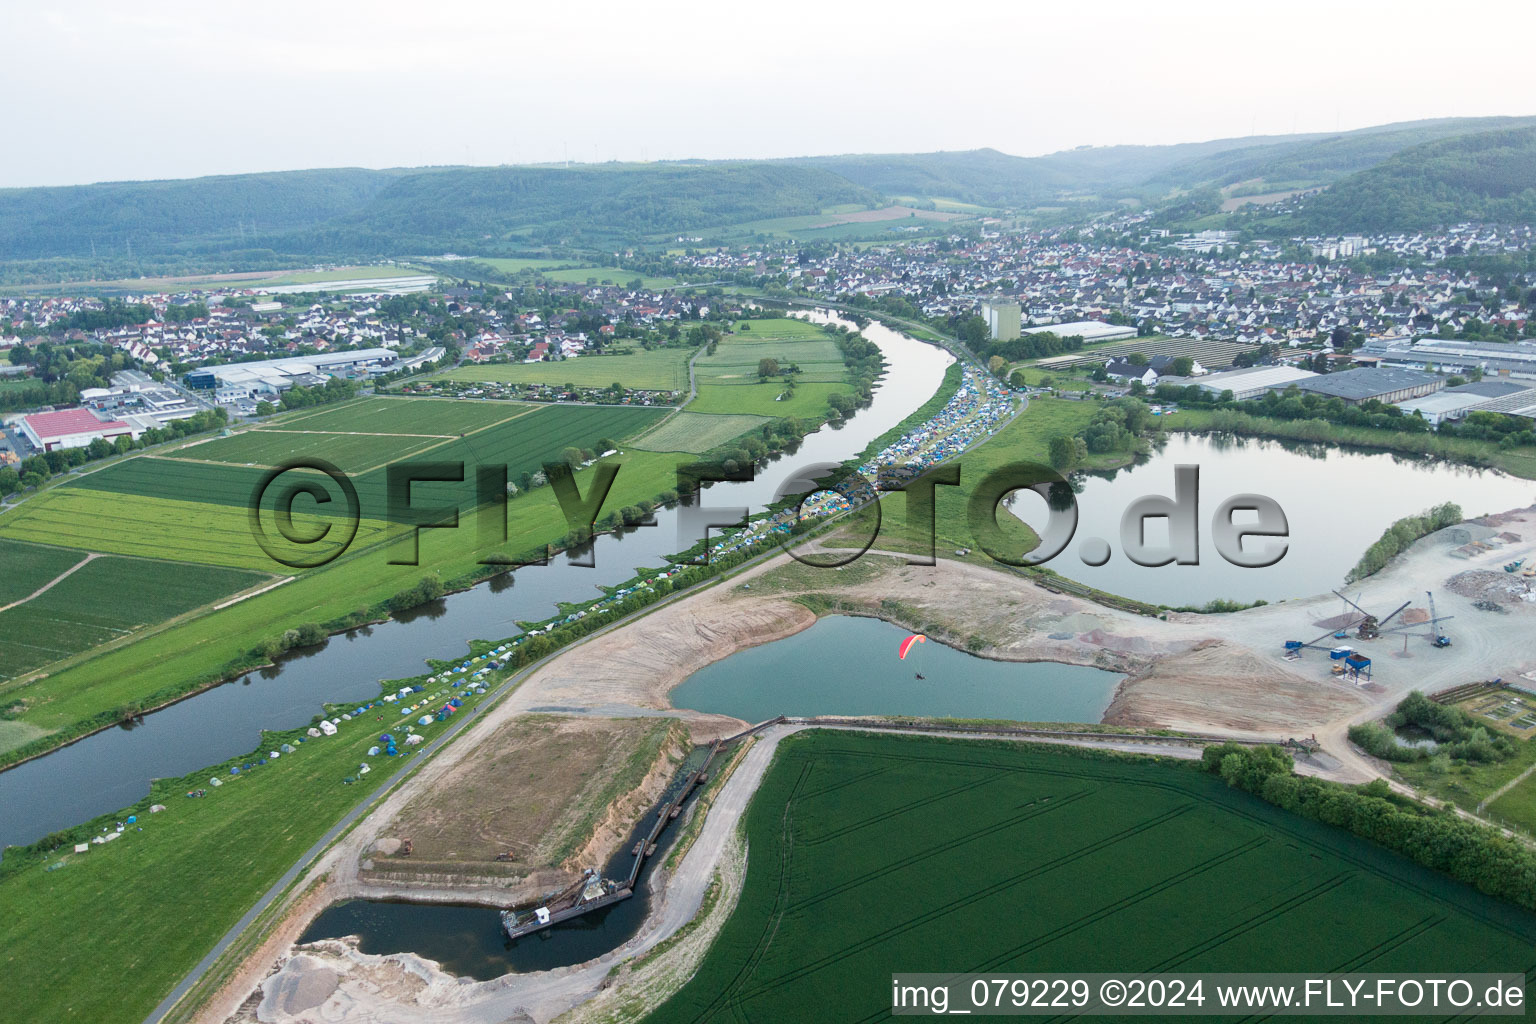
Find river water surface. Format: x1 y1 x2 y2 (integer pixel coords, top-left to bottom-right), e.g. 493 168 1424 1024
0 314 952 849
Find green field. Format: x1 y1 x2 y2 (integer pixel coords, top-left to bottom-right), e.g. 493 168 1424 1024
271 396 528 435
172 428 453 471
461 257 679 290
684 319 850 418
253 265 428 287
0 538 86 605
0 657 506 1024
630 412 771 454
439 348 692 391
0 400 668 567
0 445 692 748
651 731 1536 1022
0 554 268 681
687 382 846 419
58 403 669 525
0 477 392 570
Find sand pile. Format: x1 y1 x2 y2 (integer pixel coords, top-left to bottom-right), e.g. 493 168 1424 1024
1078 629 1163 654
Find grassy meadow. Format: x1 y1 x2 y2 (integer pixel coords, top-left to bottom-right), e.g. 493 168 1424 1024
630 412 772 454
649 730 1536 1022
0 395 677 752
437 348 692 391
0 662 505 1024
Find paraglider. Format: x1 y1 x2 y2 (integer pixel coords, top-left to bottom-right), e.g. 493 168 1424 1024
897 634 927 660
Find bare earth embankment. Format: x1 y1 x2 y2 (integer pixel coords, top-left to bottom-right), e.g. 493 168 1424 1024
212 507 1536 1024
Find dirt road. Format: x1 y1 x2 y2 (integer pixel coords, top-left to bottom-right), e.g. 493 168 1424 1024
235 721 1297 1024
210 507 1536 1022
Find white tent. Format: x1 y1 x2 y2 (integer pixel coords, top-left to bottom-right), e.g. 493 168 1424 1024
319 720 338 736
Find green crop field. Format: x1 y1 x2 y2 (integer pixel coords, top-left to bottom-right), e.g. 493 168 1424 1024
33 404 668 530
0 556 268 681
651 731 1536 1023
272 396 528 435
170 428 452 471
0 446 694 749
439 348 692 391
458 258 679 289
0 486 391 571
0 538 86 606
630 412 771 454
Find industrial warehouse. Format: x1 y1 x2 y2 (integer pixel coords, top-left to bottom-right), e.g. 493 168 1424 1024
183 348 400 406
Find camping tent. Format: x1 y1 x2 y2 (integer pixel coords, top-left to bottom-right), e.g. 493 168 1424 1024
319 721 338 736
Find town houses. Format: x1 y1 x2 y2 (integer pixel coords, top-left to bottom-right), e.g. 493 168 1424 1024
662 220 1536 354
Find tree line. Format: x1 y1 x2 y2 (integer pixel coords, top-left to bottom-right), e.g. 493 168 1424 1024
1202 741 1536 911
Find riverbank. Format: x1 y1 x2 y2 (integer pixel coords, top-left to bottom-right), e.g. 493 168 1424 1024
204 507 1536 1022
1165 406 1536 480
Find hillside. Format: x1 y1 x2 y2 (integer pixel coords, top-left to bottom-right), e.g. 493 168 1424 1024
2 115 1534 275
0 162 878 264
296 162 879 250
1148 115 1536 193
0 168 413 263
1290 125 1536 232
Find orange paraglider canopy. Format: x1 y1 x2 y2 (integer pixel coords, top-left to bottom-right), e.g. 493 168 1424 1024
897 634 927 660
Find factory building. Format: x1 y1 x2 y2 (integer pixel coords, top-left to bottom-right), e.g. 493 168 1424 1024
185 348 399 405
1021 320 1138 344
18 408 139 452
1289 366 1444 405
1192 365 1319 401
1359 338 1536 381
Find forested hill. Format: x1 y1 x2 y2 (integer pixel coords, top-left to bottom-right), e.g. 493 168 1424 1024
0 162 876 263
280 163 878 253
0 168 410 263
1143 115 1536 193
2 115 1534 273
1290 126 1536 233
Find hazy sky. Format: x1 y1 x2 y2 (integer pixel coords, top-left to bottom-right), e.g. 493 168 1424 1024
5 0 1533 188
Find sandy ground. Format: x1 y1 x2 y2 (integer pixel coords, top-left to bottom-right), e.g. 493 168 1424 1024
231 722 1289 1024
357 716 685 904
210 506 1536 1023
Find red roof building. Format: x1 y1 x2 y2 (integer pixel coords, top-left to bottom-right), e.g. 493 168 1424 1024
19 408 137 452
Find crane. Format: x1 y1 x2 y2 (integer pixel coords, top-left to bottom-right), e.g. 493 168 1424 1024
1426 590 1452 648
1378 590 1454 647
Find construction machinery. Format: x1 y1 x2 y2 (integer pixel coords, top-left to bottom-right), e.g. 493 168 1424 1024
1331 590 1412 641
1378 590 1453 649
1425 591 1452 648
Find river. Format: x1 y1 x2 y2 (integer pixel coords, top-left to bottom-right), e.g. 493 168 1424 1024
6 325 1535 849
0 314 953 850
